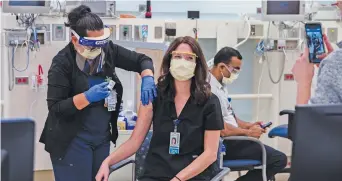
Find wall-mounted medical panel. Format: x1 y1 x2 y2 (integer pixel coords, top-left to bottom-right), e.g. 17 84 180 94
134 25 142 42
36 24 51 43
154 26 163 39
52 24 66 41
327 28 338 43
4 29 27 46
107 25 116 41
119 25 133 41
134 25 148 42
250 24 264 37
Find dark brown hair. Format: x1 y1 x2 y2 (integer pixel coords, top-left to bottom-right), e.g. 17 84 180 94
157 36 211 105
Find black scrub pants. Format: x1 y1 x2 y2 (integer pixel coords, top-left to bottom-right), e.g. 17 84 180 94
50 136 110 181
223 140 287 181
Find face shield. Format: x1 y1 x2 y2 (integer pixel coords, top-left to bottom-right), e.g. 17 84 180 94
70 27 111 49
71 27 111 59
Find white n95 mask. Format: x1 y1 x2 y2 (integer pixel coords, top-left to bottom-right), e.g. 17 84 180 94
78 48 102 59
169 58 196 81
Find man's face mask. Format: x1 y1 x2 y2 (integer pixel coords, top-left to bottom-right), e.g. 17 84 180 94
221 64 240 85
71 27 111 59
169 51 197 81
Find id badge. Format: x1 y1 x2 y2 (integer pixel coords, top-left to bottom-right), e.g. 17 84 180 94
169 132 180 155
105 90 117 112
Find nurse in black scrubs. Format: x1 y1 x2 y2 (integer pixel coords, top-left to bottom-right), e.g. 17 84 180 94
96 36 224 181
39 5 156 181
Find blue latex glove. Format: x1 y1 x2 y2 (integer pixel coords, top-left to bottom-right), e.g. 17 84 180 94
84 82 110 103
141 76 157 105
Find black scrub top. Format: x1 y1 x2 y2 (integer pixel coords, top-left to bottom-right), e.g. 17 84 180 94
40 41 154 158
141 93 224 181
76 53 111 145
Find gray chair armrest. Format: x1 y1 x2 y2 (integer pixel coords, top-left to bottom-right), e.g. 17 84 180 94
222 136 267 181
109 159 135 174
210 167 230 181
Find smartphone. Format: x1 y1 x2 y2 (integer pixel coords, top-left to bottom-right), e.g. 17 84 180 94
261 122 272 129
305 22 326 64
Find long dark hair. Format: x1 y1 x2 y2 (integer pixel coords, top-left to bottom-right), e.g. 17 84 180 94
157 36 211 105
65 5 103 37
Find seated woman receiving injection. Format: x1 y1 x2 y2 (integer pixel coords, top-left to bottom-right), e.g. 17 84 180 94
96 36 224 181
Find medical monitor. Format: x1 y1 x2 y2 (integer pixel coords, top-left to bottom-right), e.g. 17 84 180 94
291 104 342 181
1 118 35 181
261 0 305 21
2 0 51 14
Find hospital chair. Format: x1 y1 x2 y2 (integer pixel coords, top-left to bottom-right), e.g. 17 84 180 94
268 110 295 179
222 136 269 181
109 131 230 181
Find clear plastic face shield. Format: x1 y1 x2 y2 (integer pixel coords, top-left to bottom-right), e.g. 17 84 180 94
71 27 111 59
171 51 198 62
70 27 111 50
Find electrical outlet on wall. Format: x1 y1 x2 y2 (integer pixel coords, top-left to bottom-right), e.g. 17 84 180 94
277 40 286 50
327 28 338 43
250 25 256 36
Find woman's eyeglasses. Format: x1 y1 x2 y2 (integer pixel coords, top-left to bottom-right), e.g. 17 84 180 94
171 51 197 62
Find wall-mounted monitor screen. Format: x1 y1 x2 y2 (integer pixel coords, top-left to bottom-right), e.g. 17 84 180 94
262 0 305 21
3 0 50 14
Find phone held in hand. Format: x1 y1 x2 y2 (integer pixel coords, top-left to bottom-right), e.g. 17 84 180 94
305 22 326 64
261 122 272 129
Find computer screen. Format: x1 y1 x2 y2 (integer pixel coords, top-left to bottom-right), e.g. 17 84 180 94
291 104 342 181
8 0 46 6
2 0 50 13
266 1 300 15
261 0 304 21
1 118 35 181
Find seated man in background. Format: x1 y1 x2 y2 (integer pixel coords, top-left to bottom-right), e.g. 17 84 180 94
292 34 342 104
208 47 287 181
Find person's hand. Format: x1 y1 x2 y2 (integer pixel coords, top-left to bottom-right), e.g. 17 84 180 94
335 1 342 11
95 161 110 181
244 121 262 129
141 76 157 105
316 34 334 62
292 48 315 87
252 121 263 127
84 82 110 103
247 125 266 139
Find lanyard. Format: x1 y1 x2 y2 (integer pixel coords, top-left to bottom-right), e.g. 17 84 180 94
173 119 181 132
96 53 103 73
83 53 103 74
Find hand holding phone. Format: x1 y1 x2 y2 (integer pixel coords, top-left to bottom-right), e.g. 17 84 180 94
261 122 272 129
305 22 326 64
